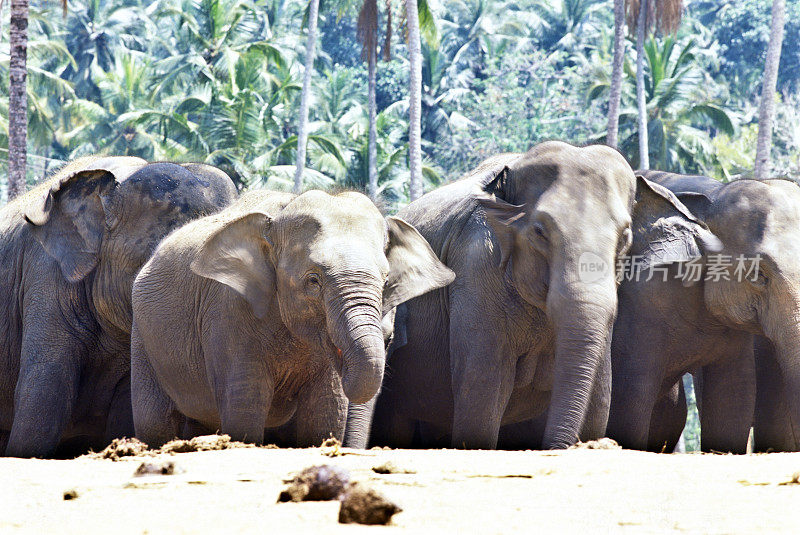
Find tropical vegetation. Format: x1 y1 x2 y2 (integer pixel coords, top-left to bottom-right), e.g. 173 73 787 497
1 0 798 205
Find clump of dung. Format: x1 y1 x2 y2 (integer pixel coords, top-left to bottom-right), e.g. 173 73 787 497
63 489 79 500
159 434 252 453
278 465 351 502
133 460 182 477
320 436 342 457
372 461 415 474
92 437 150 461
338 483 402 525
569 438 621 450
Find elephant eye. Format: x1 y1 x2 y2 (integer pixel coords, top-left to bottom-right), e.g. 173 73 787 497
304 273 322 290
532 222 547 242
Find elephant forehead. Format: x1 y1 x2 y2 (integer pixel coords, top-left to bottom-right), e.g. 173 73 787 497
302 233 387 273
118 164 223 214
513 147 635 209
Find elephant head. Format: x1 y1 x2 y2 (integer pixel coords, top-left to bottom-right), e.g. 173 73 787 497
476 142 713 448
675 179 800 441
24 157 237 336
190 190 454 404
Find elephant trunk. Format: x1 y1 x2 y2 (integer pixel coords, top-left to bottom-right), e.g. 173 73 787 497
763 296 800 443
542 281 616 449
327 283 386 405
344 396 378 448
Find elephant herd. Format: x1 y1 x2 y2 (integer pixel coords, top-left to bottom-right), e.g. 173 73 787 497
1 141 798 458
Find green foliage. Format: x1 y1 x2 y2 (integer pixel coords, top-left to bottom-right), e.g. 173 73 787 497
682 374 701 452
693 0 800 97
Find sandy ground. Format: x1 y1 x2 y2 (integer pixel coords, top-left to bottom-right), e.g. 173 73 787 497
2 440 800 534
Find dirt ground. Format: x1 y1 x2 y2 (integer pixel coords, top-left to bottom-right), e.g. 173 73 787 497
2 438 800 534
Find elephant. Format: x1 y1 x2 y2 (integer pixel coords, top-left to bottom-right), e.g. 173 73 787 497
0 157 237 458
130 188 454 447
366 141 711 450
608 170 800 453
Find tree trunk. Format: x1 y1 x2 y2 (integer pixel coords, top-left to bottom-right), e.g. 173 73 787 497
8 0 29 200
754 0 786 179
292 0 320 194
635 0 649 169
367 38 378 199
606 0 626 148
405 0 423 202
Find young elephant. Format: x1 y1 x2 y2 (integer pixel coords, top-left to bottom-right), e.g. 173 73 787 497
130 189 453 447
0 157 237 458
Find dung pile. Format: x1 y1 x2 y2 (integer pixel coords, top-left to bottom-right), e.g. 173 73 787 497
278 464 402 526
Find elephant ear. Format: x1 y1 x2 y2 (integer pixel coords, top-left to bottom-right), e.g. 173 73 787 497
23 157 146 283
632 175 722 273
190 211 275 319
383 217 455 316
476 195 527 270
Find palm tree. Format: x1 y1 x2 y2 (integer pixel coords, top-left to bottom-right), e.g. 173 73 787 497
7 0 30 199
293 0 320 193
528 0 604 52
358 0 379 198
406 0 423 201
606 0 625 148
754 0 786 179
589 34 734 173
634 0 649 168
626 0 684 170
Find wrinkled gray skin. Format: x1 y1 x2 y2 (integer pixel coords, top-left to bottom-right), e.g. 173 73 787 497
367 141 704 450
610 171 800 453
752 336 800 451
130 189 453 447
0 157 237 458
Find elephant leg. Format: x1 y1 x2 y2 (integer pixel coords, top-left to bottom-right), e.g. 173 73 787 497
699 350 755 454
647 379 687 453
344 396 377 449
6 336 83 458
218 374 272 445
105 374 135 444
295 368 347 447
606 349 663 451
449 299 516 449
580 343 612 441
131 326 181 448
753 336 800 452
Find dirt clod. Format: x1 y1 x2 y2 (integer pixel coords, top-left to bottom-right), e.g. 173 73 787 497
63 489 79 500
134 460 181 477
278 465 351 502
372 461 415 474
569 438 621 450
338 483 402 525
160 434 252 454
92 437 150 461
320 436 342 457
